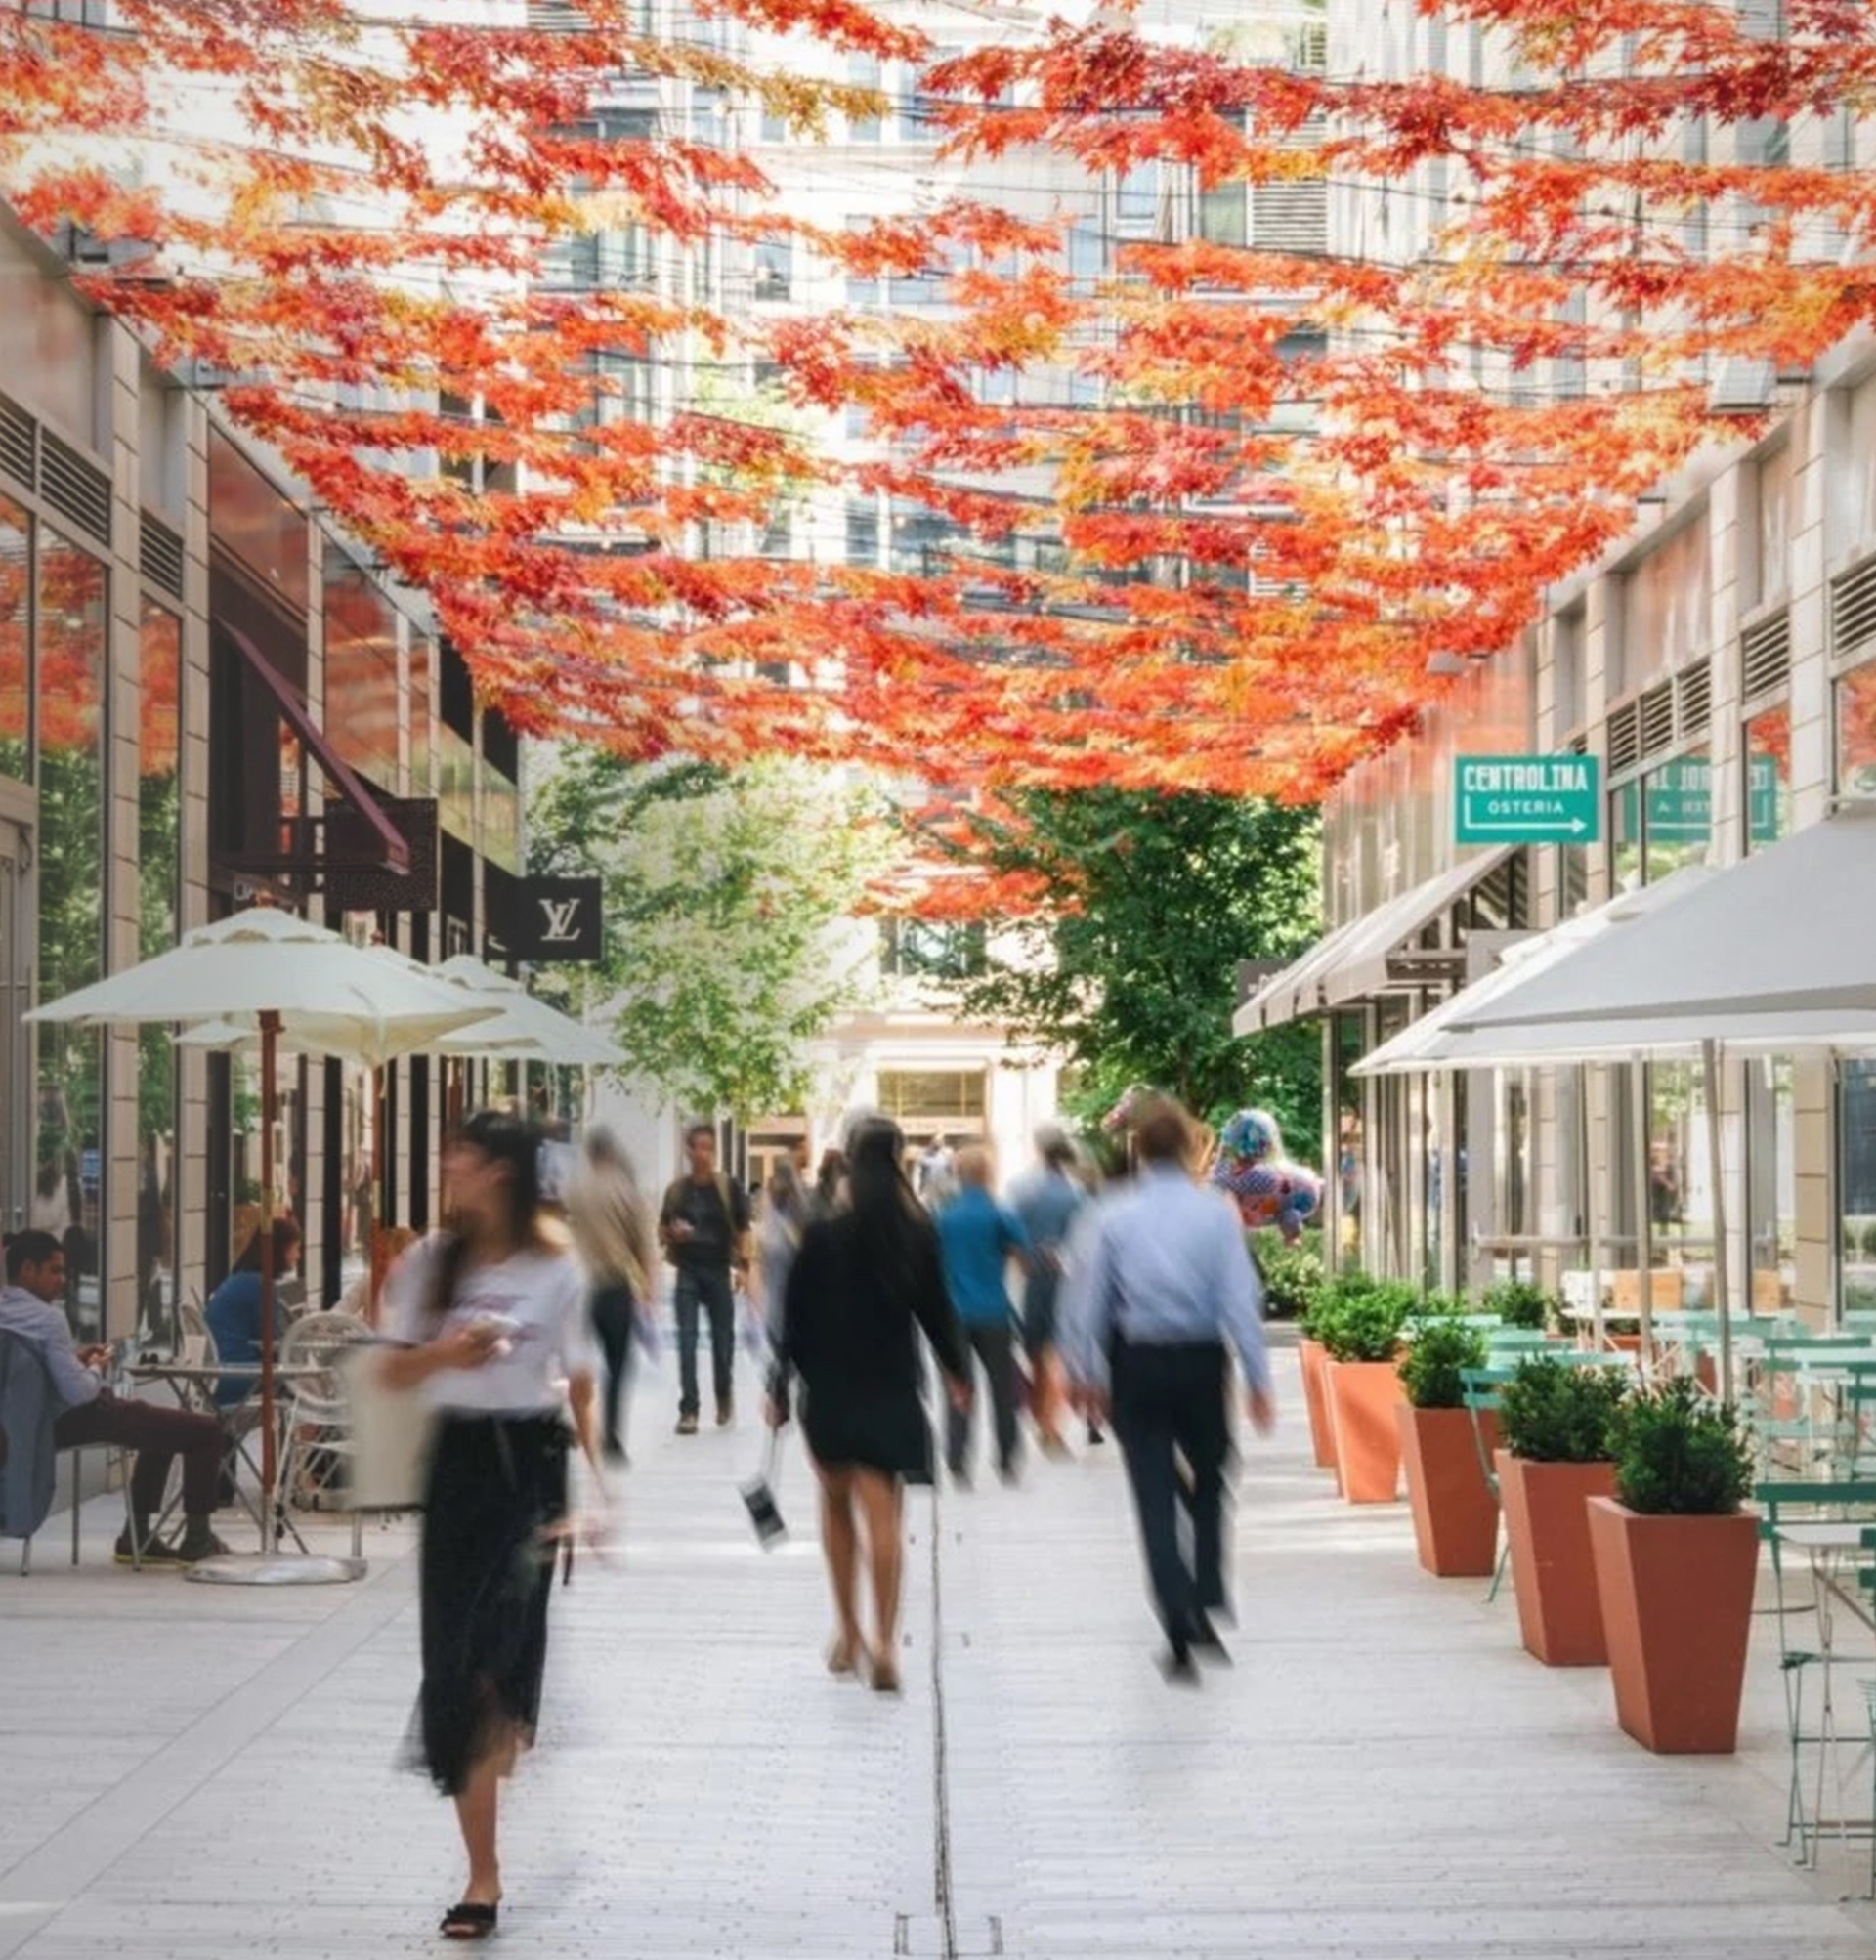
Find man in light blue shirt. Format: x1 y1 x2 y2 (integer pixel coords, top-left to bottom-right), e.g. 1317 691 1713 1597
1006 1125 1086 1455
1063 1096 1275 1679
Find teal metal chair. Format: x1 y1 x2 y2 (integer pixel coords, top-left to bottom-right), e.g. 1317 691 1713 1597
1756 1476 1876 1874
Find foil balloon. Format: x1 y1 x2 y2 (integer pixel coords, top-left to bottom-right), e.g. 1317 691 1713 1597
1210 1108 1321 1243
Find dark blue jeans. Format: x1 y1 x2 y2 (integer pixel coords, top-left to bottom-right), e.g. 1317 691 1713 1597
674 1265 736 1418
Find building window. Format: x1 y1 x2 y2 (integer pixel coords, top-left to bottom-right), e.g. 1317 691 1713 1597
876 1068 987 1127
1744 703 1790 849
1552 603 1586 737
752 239 791 304
1611 746 1712 887
33 530 107 1333
847 55 880 141
1617 518 1711 695
0 493 28 783
1835 658 1876 798
880 917 986 981
843 215 878 305
1839 1058 1876 1317
1752 442 1793 609
1746 1056 1795 1315
844 498 879 566
138 599 182 1330
1835 368 1876 558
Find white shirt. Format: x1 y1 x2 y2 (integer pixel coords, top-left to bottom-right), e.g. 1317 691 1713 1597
382 1234 600 1416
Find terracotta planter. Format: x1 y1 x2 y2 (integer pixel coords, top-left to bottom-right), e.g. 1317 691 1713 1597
1327 1360 1405 1503
1587 1497 1761 1753
1495 1451 1616 1665
1397 1404 1500 1577
1297 1339 1339 1473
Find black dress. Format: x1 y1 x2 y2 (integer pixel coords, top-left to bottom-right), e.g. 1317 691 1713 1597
777 1214 968 1482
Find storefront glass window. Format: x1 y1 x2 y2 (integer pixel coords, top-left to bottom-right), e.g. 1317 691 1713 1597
1839 1059 1876 1318
1745 703 1791 850
32 531 107 1334
137 600 182 1337
0 494 28 782
1648 1059 1715 1307
1835 659 1876 799
1746 1057 1795 1315
1610 777 1642 890
1643 749 1711 881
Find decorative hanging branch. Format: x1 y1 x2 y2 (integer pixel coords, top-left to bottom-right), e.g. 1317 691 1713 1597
2 0 1873 815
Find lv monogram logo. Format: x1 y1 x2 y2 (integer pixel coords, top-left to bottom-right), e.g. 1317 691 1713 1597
537 895 584 942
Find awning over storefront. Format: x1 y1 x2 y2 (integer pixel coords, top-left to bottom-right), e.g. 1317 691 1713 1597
1458 807 1876 1044
1233 845 1514 1037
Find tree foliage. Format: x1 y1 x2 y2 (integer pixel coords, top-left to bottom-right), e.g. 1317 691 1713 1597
527 751 899 1120
5 2 1875 800
946 790 1324 1156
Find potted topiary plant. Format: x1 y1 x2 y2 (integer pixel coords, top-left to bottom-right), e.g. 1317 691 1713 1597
1495 1358 1631 1665
1587 1378 1757 1752
1395 1318 1496 1576
1296 1287 1345 1474
1319 1282 1417 1503
1482 1278 1561 1332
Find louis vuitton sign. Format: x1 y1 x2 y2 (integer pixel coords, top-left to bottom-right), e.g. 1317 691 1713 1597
511 875 603 962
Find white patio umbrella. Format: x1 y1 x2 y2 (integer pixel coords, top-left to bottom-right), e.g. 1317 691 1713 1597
26 907 499 1583
1416 808 1876 1393
431 955 622 1066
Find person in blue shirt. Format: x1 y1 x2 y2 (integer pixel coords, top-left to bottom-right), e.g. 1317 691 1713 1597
1063 1095 1276 1681
1006 1125 1086 1457
206 1217 301 1409
935 1146 1033 1485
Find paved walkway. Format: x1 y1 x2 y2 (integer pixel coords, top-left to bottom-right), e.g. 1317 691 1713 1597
2 1333 1874 1958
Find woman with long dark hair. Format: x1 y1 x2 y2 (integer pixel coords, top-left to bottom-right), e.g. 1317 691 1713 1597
767 1118 970 1692
567 1126 655 1464
377 1110 604 1942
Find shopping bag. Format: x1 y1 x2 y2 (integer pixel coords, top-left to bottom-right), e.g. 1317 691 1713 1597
740 1428 786 1548
336 1342 438 1512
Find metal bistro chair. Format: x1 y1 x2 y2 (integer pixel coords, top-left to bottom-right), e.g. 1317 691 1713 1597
1756 1476 1876 1881
277 1312 372 1559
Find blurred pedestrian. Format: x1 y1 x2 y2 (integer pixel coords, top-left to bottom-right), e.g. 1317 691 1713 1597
1062 1095 1275 1682
754 1157 810 1345
377 1110 605 1942
809 1146 847 1222
657 1124 751 1433
1007 1125 1085 1456
568 1128 655 1465
935 1146 1032 1486
767 1118 970 1691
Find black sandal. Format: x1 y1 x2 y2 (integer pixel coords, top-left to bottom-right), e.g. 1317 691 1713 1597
440 1901 498 1939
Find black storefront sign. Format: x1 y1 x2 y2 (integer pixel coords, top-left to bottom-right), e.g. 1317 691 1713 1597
511 875 604 961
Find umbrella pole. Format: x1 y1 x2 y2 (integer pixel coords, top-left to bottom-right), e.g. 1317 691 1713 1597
1631 1061 1655 1368
1705 1037 1734 1401
259 1008 279 1552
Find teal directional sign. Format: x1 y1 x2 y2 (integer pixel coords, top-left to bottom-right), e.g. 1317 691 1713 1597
1455 754 1600 845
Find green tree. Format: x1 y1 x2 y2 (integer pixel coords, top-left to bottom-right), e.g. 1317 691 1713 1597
949 789 1324 1159
527 751 899 1121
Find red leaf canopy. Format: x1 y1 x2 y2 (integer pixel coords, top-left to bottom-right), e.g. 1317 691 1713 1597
3 0 1870 798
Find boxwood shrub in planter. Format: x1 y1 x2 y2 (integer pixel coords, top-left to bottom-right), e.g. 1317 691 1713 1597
1496 1358 1631 1665
1396 1319 1497 1576
1589 1380 1758 1751
1319 1284 1415 1503
1482 1279 1562 1333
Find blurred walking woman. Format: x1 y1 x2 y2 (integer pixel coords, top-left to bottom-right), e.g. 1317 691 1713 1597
767 1118 970 1692
378 1111 604 1942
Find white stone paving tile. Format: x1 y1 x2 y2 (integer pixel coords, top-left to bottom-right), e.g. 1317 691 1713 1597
1 1339 1874 1957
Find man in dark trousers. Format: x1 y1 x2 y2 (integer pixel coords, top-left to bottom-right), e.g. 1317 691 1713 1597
1062 1096 1275 1681
659 1124 751 1434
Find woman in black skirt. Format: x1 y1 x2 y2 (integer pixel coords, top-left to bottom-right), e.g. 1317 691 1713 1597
767 1118 971 1691
378 1110 604 1941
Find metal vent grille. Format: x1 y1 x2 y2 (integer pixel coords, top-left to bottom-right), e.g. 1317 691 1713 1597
39 431 111 544
1831 555 1876 662
0 395 33 490
526 0 585 26
140 511 184 599
1740 607 1790 703
1675 659 1711 737
1568 732 1589 755
1639 679 1676 755
1607 699 1642 774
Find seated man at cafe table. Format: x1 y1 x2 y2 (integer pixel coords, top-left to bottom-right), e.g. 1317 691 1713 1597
0 1230 230 1565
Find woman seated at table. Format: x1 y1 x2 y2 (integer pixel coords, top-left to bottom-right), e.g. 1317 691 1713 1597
206 1218 302 1408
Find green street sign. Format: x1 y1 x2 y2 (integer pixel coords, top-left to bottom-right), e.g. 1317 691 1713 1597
1455 754 1600 845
